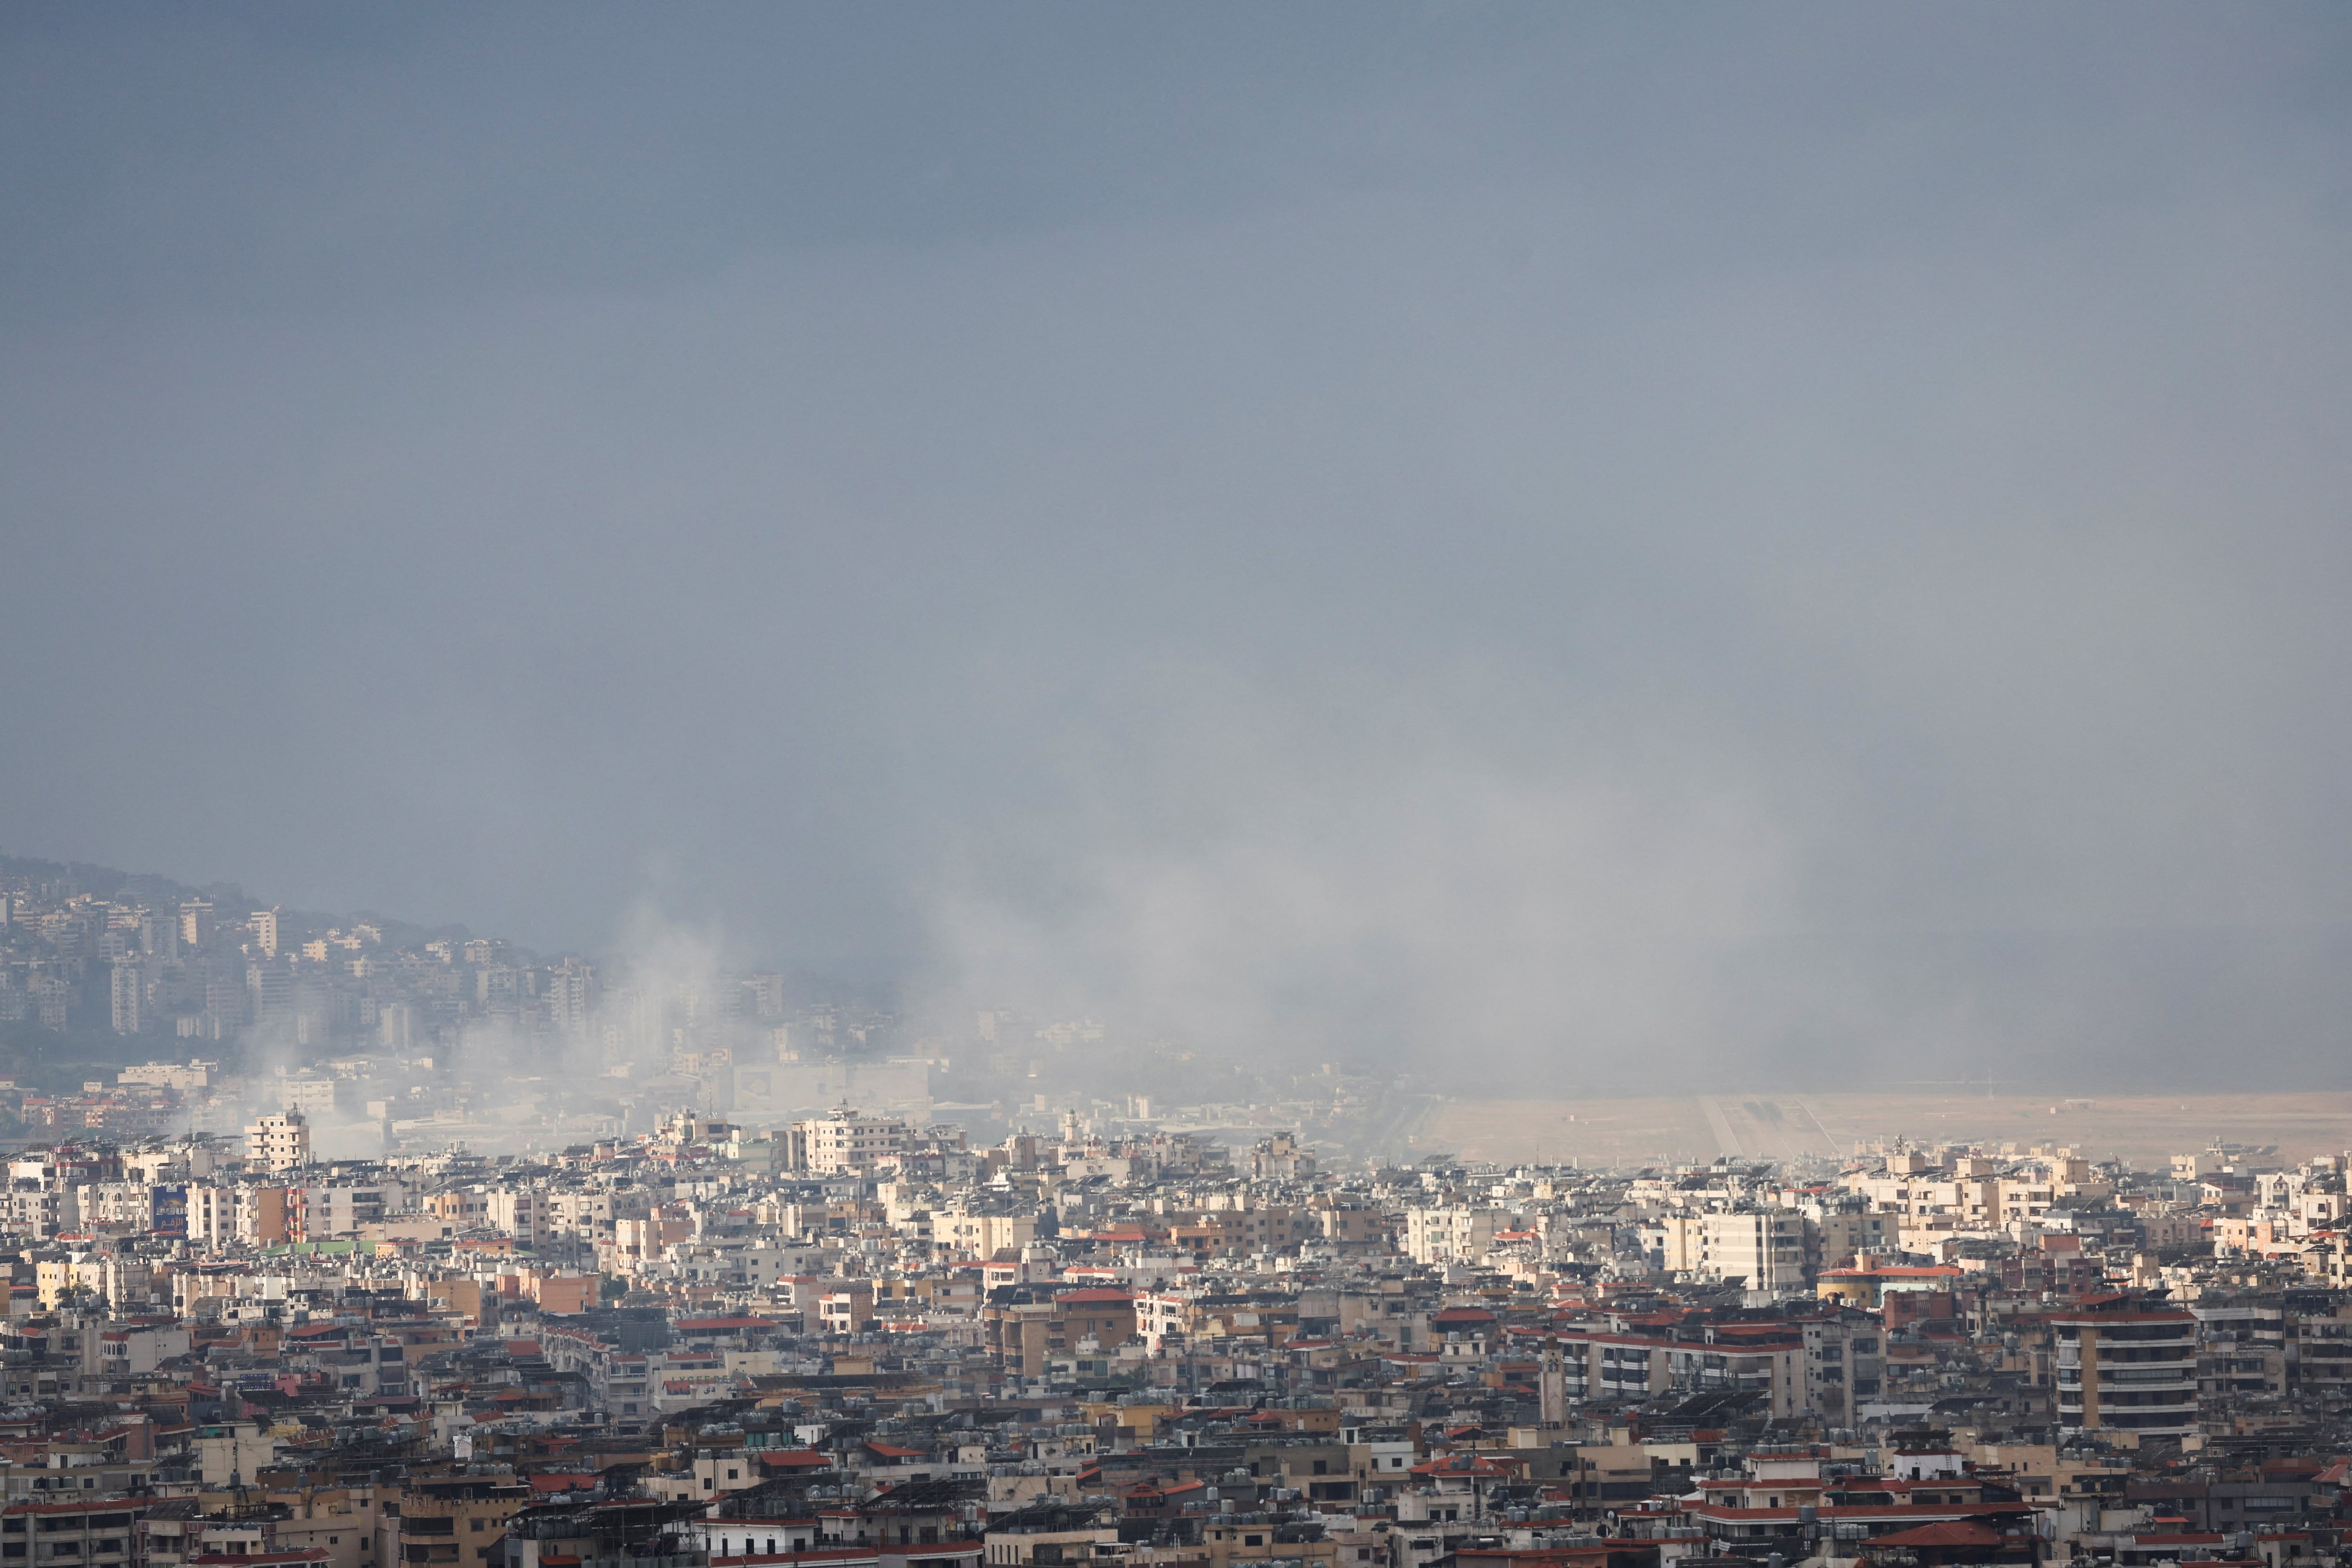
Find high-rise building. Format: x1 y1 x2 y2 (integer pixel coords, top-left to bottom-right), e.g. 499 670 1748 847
179 898 214 949
1802 1312 1885 1426
110 960 145 1035
248 908 279 957
546 962 594 1038
30 973 69 1030
745 972 785 1019
205 966 248 1029
247 958 292 1029
477 963 519 1017
140 911 179 960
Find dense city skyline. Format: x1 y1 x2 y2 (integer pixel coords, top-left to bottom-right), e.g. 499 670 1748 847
6 16 2352 1568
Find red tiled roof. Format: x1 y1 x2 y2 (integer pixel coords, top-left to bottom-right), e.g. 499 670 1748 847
1867 1522 2004 1549
759 1450 835 1470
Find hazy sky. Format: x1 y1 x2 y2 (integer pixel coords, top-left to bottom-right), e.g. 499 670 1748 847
5 5 2351 1087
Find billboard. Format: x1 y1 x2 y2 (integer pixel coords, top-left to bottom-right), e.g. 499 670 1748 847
151 1183 188 1238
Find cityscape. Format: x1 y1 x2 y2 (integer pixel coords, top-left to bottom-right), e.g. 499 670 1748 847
4 852 2352 1568
6 12 2349 1568
0 855 1421 1167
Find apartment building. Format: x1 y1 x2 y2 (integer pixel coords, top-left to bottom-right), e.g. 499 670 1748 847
1 1500 146 1568
789 1109 913 1176
1403 1207 1500 1267
376 1474 531 1568
931 1210 1037 1260
1703 1210 1809 1293
2053 1299 2199 1437
985 1290 1137 1378
245 1112 311 1173
1801 1314 1885 1427
1647 1209 1808 1291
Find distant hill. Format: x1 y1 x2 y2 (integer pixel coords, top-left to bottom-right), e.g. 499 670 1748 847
0 849 478 1087
0 850 479 953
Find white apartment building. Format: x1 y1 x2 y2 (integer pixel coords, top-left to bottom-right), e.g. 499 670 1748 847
485 1188 541 1244
277 1075 345 1116
300 1179 413 1236
1703 1209 1808 1292
1404 1206 1502 1267
187 1185 235 1248
246 1110 311 1172
933 1210 1037 1259
1646 1208 1809 1291
542 1189 616 1241
788 1107 911 1175
117 1060 215 1091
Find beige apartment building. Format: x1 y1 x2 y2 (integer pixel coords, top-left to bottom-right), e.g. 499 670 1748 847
788 1107 912 1174
246 1110 311 1172
1651 1210 1808 1291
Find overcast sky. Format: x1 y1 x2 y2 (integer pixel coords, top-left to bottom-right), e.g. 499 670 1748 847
5 5 2350 1087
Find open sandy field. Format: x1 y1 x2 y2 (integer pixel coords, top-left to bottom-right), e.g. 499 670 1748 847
1424 1091 2352 1170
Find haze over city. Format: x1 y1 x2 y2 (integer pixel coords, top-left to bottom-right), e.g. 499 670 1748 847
13 14 2352 1568
6 7 2352 1094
